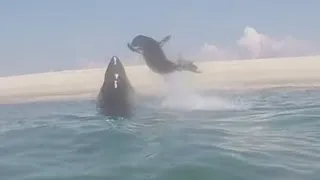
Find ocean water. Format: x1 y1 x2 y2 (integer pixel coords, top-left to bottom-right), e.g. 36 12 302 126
0 86 320 180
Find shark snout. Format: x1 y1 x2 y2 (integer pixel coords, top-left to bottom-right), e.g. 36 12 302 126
110 56 119 66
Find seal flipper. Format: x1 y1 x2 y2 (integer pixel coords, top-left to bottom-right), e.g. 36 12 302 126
158 35 171 47
175 58 201 73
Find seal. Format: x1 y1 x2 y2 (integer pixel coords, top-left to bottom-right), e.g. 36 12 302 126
96 56 136 118
127 35 201 74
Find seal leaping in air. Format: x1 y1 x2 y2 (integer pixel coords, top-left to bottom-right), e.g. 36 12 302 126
96 56 136 118
127 35 201 75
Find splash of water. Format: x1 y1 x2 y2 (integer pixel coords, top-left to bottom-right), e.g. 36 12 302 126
160 72 245 111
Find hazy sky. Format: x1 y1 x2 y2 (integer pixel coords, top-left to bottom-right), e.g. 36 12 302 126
1 0 320 76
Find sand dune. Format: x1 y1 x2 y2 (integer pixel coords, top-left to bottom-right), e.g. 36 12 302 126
1 55 320 104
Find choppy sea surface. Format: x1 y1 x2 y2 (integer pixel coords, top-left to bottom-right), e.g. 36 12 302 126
0 86 320 180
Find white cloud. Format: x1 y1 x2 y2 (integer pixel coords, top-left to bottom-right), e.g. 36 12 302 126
197 26 319 61
199 43 237 60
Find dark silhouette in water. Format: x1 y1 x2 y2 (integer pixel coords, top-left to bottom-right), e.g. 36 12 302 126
96 56 136 118
127 35 201 74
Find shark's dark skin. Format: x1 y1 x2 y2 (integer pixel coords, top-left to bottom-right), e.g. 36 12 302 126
96 56 136 118
127 35 201 74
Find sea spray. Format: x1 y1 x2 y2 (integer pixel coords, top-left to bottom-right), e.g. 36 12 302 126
160 72 246 111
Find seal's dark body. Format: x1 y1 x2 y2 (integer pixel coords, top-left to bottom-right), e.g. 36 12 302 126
128 35 200 74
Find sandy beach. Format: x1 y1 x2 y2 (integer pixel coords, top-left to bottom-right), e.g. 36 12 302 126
1 55 320 104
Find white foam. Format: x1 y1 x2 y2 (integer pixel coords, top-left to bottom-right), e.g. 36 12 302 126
1 56 320 104
160 72 245 111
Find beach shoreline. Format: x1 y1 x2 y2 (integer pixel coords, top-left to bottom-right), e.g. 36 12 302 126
1 56 320 104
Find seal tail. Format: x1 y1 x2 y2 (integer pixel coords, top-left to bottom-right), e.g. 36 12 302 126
175 59 201 73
